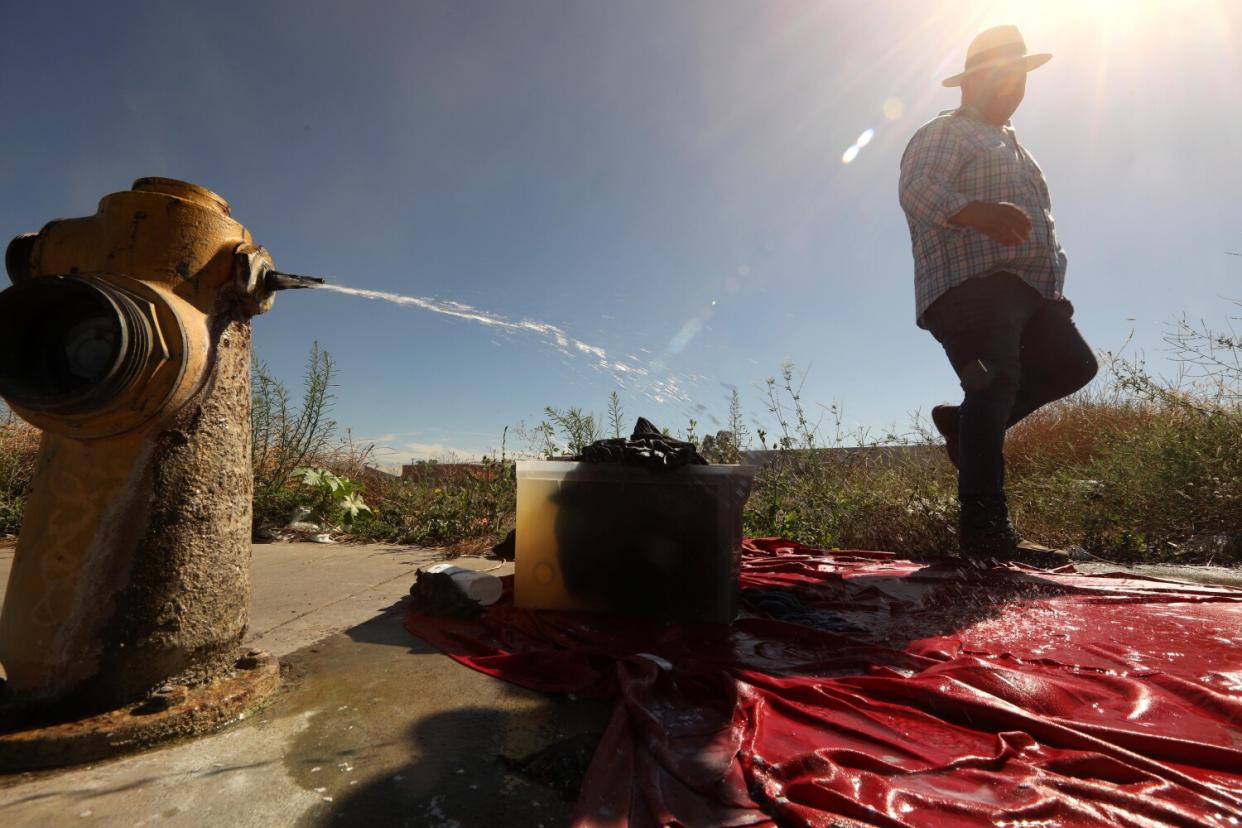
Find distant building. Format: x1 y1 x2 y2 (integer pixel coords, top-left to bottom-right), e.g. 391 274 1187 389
401 461 498 483
362 465 401 483
740 445 941 469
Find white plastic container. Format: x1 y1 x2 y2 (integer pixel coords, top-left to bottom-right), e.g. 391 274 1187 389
514 460 756 623
421 563 504 606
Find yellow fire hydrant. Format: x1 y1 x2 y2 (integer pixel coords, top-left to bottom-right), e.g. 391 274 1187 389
0 178 291 715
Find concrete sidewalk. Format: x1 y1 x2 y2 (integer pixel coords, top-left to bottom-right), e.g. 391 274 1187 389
244 542 448 656
0 541 445 660
0 543 610 827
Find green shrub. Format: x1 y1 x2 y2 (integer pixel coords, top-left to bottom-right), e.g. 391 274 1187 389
354 454 516 548
251 342 345 530
291 467 371 528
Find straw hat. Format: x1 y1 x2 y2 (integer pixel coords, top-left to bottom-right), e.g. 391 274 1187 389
942 25 1051 88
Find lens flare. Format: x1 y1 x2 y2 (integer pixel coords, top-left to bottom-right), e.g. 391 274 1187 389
841 144 860 164
856 128 875 148
666 317 703 355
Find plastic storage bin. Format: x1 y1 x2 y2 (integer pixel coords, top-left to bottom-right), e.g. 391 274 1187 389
514 460 756 623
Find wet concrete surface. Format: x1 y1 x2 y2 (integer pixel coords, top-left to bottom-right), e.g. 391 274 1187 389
280 604 608 827
1076 561 1242 588
0 544 610 826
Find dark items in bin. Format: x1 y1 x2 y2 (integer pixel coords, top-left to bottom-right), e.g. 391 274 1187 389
576 417 707 470
547 419 739 621
552 472 730 620
509 418 750 621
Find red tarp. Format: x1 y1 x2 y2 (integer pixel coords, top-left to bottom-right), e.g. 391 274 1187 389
404 539 1242 827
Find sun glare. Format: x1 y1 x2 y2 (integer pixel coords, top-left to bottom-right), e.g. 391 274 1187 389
983 0 1170 23
970 0 1224 51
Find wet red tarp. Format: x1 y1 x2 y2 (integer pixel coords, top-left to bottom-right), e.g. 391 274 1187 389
404 539 1242 826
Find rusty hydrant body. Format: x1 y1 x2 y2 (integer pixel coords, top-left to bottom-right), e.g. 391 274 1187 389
0 178 279 711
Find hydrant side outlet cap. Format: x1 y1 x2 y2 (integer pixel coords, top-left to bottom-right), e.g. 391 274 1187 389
5 233 37 284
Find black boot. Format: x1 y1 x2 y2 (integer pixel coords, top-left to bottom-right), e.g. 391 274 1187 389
960 516 1069 568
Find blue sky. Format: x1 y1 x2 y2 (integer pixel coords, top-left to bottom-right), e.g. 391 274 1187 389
2 1 1239 466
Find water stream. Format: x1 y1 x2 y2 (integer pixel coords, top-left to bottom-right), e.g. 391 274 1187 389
310 282 694 404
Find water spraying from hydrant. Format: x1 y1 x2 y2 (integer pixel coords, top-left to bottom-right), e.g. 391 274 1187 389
302 281 662 392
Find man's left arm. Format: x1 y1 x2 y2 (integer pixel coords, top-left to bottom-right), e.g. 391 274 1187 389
901 124 1033 246
898 123 972 229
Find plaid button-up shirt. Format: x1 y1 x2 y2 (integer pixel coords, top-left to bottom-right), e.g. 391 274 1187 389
899 107 1066 328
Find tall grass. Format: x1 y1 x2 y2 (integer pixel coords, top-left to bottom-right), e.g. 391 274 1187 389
740 306 1242 563
742 363 959 555
1005 351 1241 560
742 369 1240 562
251 342 345 528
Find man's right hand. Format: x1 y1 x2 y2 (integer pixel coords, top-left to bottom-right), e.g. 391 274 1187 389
950 201 1032 246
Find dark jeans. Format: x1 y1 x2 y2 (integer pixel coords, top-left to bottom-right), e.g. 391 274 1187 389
923 272 1098 537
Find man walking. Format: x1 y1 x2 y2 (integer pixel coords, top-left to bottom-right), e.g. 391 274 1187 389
898 26 1097 563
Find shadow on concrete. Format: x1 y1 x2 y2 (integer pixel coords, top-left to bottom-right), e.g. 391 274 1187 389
342 599 430 651
319 707 573 827
281 602 611 827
